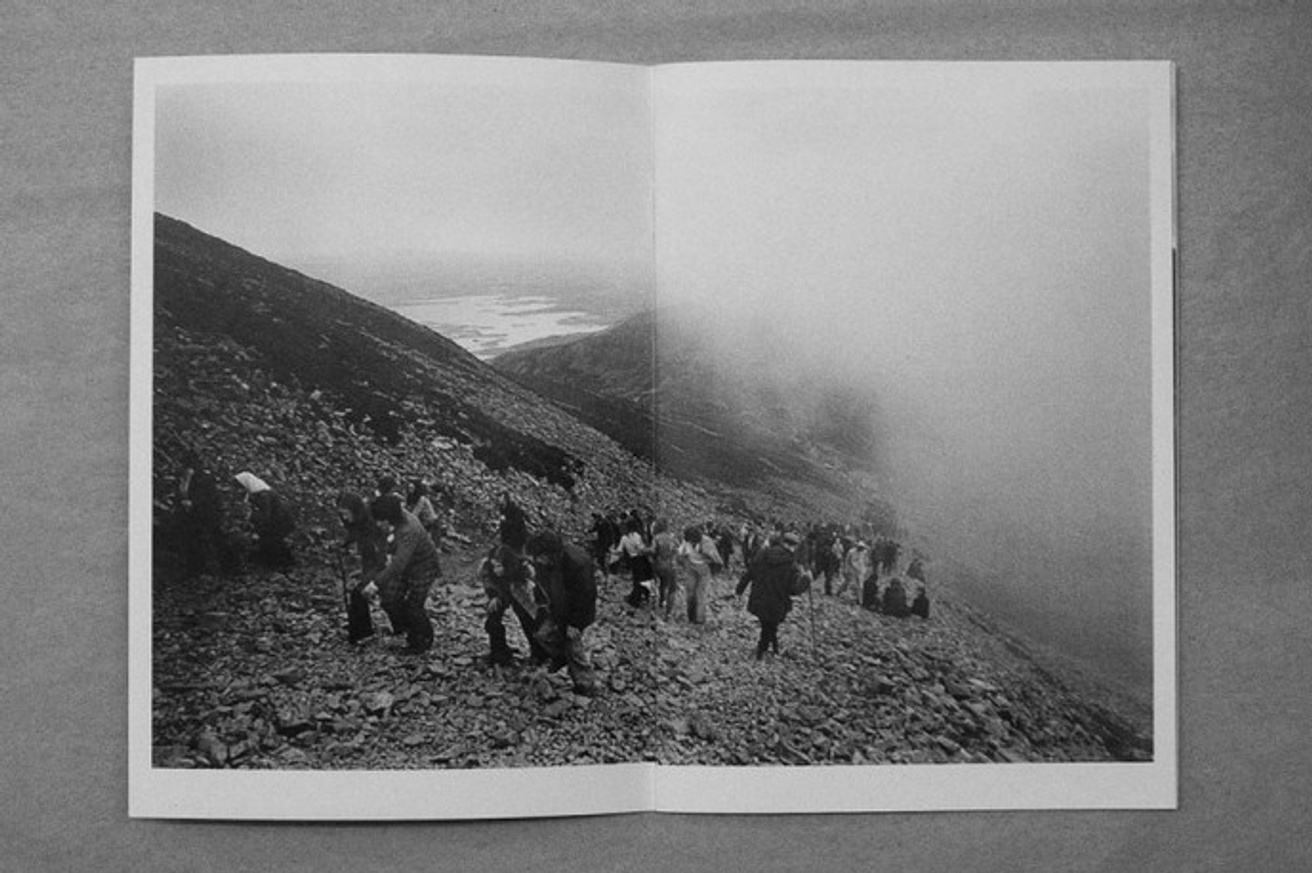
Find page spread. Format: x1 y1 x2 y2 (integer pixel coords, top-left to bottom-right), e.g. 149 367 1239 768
130 55 1175 819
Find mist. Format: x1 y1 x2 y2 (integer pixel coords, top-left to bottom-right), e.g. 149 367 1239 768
653 64 1159 690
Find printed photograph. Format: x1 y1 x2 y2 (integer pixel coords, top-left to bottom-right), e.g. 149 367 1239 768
133 56 1174 814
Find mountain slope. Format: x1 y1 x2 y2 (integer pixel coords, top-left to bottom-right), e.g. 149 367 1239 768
148 214 1151 771
493 308 888 491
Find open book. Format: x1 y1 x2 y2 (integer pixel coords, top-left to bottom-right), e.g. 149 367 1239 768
130 55 1175 819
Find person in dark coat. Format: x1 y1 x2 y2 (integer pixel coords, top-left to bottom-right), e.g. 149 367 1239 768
735 531 806 659
235 471 296 571
498 492 529 551
910 584 930 619
525 530 598 695
369 494 442 654
479 544 547 666
336 491 385 643
861 573 882 613
882 576 910 618
177 450 224 577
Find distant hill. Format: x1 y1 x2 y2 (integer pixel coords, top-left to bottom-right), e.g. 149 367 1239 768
493 308 891 495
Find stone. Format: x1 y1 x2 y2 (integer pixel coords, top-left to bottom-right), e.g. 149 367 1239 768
361 691 395 715
272 667 308 686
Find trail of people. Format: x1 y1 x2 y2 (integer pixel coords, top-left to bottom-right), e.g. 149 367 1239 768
152 526 1150 770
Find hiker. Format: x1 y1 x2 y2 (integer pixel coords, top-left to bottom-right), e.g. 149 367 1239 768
524 530 598 696
881 576 910 618
336 491 386 643
907 556 926 584
478 543 547 666
375 475 399 499
650 518 681 620
836 540 869 599
911 583 931 619
369 494 442 654
498 492 529 551
677 525 719 624
817 530 841 595
177 450 224 577
877 537 902 576
234 471 296 571
716 525 736 573
619 516 654 608
735 530 807 659
589 512 616 567
406 479 442 543
861 572 882 612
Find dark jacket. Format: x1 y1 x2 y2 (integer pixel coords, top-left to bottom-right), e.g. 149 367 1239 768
499 500 529 550
736 543 800 623
338 491 385 574
250 490 295 539
541 543 597 631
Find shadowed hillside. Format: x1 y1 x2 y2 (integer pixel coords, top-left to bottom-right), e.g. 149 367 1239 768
493 309 889 489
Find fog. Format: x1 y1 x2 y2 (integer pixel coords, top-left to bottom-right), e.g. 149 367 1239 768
653 64 1160 689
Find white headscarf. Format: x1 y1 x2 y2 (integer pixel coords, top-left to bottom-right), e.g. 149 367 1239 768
234 472 271 495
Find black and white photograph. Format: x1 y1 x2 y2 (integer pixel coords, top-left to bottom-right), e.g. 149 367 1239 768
129 55 1175 818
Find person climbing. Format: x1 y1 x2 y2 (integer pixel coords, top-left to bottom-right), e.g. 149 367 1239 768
406 479 442 543
836 540 870 600
677 525 717 624
335 490 386 643
368 493 442 654
881 575 910 618
907 555 926 583
498 492 529 552
735 530 807 659
619 516 654 608
234 471 296 571
910 583 931 619
177 449 224 578
650 518 681 620
524 530 598 696
478 543 547 666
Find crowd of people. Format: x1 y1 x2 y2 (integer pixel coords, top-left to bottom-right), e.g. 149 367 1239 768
170 453 932 696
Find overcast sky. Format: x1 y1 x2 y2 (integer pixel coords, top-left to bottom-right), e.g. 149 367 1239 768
154 59 654 293
655 63 1157 542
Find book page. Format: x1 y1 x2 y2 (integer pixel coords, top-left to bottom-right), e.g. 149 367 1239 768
131 54 658 819
131 55 1175 820
650 61 1175 811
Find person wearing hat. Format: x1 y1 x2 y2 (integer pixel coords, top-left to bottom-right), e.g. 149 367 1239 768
524 530 598 695
368 493 442 655
235 471 296 571
735 529 808 659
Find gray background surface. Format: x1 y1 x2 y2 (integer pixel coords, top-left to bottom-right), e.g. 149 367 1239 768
3 2 1309 870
